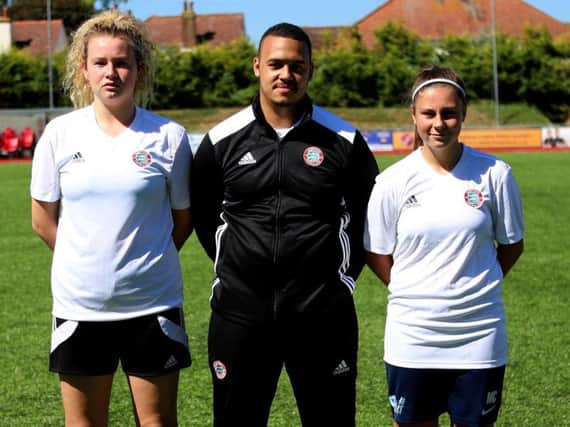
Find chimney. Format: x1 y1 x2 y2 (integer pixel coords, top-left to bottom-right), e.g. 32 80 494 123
0 7 12 54
182 1 196 48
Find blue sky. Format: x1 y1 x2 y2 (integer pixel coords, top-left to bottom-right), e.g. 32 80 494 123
109 0 570 45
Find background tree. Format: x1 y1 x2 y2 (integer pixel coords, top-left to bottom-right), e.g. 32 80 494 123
0 19 567 121
0 50 50 108
436 35 494 101
199 38 257 107
311 49 380 107
518 27 570 123
152 38 257 109
373 23 432 106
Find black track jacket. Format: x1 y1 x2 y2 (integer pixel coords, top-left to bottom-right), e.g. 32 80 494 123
191 95 379 325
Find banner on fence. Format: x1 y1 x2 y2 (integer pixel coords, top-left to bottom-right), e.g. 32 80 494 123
392 128 542 151
189 127 555 155
362 130 393 152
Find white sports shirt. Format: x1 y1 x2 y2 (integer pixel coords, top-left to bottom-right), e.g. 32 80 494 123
31 105 192 321
364 145 524 369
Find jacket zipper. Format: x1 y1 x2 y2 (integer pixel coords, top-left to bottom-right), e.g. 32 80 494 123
273 137 284 319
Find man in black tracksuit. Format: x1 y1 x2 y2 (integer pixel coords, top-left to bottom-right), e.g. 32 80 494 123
191 23 379 426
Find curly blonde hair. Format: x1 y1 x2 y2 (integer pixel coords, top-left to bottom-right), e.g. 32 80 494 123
63 10 154 108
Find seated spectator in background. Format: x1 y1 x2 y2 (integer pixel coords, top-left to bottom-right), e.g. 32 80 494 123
20 127 36 158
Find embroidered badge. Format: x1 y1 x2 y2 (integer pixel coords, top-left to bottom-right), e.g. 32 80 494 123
303 146 324 167
212 360 227 380
132 150 152 168
464 189 484 208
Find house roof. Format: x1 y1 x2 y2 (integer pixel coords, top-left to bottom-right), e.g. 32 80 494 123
303 26 357 51
357 0 569 48
11 19 66 56
144 13 245 48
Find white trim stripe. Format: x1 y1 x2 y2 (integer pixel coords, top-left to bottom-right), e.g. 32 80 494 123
213 212 228 272
209 106 256 145
209 277 221 302
312 105 356 144
337 210 355 294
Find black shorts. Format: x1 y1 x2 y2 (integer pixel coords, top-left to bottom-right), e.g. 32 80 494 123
386 363 505 426
50 307 191 377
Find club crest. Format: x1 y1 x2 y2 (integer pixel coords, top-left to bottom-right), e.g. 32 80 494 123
303 146 324 167
464 189 484 208
213 360 227 380
132 150 152 168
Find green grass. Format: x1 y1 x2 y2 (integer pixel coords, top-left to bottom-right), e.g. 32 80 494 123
157 102 553 133
1 152 569 425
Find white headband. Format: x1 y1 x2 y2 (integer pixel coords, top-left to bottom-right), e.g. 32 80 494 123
411 78 466 102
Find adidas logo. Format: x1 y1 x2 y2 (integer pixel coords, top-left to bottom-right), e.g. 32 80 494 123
72 152 84 161
403 195 419 208
332 360 350 376
238 152 256 165
164 355 178 369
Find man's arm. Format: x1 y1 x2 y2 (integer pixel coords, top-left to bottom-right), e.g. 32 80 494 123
190 135 224 261
344 133 379 280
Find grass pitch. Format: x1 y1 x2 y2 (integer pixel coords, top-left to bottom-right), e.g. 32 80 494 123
0 152 568 426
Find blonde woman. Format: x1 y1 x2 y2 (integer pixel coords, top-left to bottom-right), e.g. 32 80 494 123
30 10 192 426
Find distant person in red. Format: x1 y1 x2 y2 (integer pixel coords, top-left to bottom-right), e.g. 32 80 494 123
19 126 36 157
1 127 19 157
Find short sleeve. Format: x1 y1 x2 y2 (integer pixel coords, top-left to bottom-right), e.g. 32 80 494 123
167 131 192 210
492 166 524 244
364 173 400 255
30 124 61 202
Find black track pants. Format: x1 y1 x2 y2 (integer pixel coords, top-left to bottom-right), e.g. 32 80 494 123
208 299 358 427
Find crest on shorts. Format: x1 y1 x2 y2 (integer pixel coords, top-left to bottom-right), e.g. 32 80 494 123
213 360 227 380
303 146 324 167
464 189 484 208
132 150 152 168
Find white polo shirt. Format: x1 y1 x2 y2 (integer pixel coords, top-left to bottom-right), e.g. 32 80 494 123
31 105 192 321
364 145 524 369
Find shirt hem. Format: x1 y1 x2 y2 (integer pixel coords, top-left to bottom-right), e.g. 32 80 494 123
52 303 182 322
384 357 507 370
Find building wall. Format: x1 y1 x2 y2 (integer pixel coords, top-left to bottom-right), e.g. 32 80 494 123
0 18 11 54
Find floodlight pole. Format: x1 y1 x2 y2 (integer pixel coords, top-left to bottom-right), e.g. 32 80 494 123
47 0 54 109
491 0 500 127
